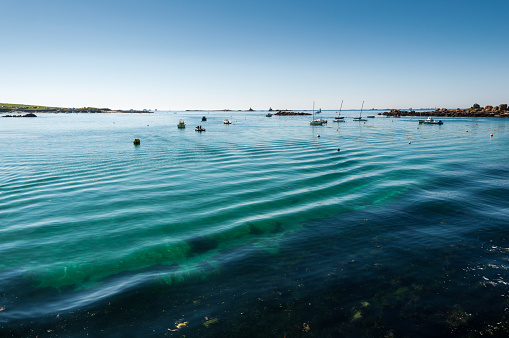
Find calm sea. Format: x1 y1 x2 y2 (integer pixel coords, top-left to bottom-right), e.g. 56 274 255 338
1 111 508 336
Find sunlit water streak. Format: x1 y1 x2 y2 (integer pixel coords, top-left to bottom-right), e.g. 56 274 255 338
1 111 508 336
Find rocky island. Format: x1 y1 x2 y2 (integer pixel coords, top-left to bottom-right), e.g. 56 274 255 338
274 110 311 116
2 113 37 118
383 103 509 118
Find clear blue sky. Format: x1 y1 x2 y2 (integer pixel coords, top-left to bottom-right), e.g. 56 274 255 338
2 0 508 110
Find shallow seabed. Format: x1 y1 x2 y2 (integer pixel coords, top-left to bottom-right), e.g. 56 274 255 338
1 111 508 336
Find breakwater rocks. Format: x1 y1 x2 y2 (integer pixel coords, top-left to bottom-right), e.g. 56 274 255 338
383 104 509 118
274 110 311 116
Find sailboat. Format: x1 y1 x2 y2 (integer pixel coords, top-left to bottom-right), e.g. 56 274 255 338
333 100 345 122
309 102 323 125
353 101 367 121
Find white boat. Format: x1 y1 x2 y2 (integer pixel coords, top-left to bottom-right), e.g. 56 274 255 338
309 102 324 125
177 120 186 128
353 101 367 121
418 116 443 125
195 126 206 132
223 119 232 124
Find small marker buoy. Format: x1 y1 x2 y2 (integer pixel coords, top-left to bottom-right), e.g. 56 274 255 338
133 138 140 145
337 148 340 152
409 141 411 144
317 135 320 137
466 130 468 132
490 134 493 137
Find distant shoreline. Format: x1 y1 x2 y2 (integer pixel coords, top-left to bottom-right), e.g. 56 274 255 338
2 103 508 118
0 103 152 114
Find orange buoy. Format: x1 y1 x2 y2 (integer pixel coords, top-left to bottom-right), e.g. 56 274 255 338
490 134 493 137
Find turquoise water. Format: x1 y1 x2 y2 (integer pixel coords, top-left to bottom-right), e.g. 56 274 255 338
1 111 509 336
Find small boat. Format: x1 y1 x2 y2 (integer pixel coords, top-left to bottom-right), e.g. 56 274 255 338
223 119 232 124
333 100 345 122
418 117 443 125
316 118 327 124
367 115 375 118
201 116 207 121
266 113 273 117
177 120 186 128
195 126 206 131
309 102 324 125
353 101 367 121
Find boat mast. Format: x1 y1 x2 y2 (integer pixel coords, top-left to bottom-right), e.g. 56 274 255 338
313 101 315 120
339 100 343 115
360 100 364 117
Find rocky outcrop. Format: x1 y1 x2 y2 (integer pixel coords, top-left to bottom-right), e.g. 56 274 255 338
383 104 509 118
2 113 37 117
274 110 311 116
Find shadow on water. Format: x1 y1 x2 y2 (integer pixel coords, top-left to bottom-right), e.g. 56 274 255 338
186 236 219 256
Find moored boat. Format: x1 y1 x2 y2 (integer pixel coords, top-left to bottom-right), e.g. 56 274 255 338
309 102 324 125
223 119 232 124
333 100 344 122
353 101 367 121
201 116 207 121
177 120 186 128
195 126 206 131
419 117 443 125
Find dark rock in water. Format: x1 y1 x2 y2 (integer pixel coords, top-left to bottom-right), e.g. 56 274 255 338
2 113 37 117
274 110 311 116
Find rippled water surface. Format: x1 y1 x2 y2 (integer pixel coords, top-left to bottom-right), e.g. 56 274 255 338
1 111 509 336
